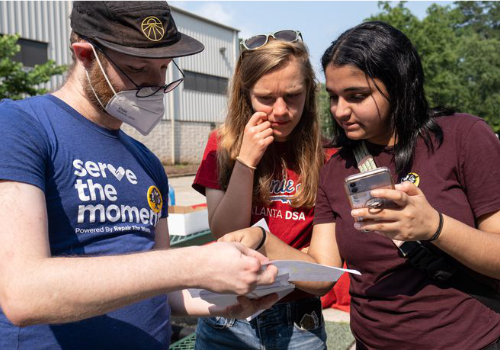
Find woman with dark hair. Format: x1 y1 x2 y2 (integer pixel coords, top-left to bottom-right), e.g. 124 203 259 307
313 21 500 349
221 21 500 349
320 20 448 173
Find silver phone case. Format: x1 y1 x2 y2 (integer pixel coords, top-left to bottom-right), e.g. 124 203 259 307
344 167 394 210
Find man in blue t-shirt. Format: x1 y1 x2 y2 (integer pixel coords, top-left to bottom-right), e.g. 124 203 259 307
0 2 277 349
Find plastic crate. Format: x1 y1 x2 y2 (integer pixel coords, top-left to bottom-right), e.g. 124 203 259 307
169 332 196 350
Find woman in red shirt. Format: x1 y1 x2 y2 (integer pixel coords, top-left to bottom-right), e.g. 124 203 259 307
193 31 333 349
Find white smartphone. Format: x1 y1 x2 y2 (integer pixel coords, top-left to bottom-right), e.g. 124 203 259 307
344 167 395 211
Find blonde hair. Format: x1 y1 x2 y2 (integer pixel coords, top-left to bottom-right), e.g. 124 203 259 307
217 40 323 208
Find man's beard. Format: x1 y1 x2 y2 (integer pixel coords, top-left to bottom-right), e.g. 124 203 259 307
83 59 117 112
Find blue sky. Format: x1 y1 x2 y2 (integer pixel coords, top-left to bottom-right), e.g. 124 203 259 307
170 1 453 81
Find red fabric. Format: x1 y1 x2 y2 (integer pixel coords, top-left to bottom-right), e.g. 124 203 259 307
191 203 207 209
192 132 221 195
193 132 337 250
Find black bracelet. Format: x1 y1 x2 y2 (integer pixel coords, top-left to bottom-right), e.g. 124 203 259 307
255 226 267 250
428 211 444 242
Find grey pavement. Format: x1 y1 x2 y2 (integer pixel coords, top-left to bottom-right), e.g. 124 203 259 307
168 175 206 207
324 309 355 350
323 308 350 323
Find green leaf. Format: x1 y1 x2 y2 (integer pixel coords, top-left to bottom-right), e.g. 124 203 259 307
0 34 67 101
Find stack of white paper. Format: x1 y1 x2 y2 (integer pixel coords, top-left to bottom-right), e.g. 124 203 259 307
189 274 294 308
187 219 361 318
189 259 359 305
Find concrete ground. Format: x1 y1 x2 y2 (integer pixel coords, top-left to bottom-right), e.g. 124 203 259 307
324 309 355 350
323 308 350 323
168 175 355 350
167 175 206 206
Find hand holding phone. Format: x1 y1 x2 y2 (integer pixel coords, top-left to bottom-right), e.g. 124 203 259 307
344 167 396 213
345 169 435 246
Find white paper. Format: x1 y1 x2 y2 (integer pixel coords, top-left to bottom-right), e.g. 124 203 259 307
187 260 359 313
186 219 361 318
269 260 361 282
253 218 269 232
246 285 294 321
193 283 295 308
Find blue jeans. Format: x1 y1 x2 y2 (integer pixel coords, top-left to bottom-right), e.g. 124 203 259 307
195 298 327 350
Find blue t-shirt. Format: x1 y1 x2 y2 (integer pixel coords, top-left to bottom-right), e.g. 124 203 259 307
0 95 171 349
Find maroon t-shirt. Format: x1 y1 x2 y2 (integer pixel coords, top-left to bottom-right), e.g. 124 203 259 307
314 114 500 349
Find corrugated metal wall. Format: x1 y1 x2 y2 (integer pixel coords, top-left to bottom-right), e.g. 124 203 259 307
0 2 237 124
170 8 237 123
0 1 72 90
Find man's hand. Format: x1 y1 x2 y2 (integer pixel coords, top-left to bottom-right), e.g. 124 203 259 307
193 242 277 295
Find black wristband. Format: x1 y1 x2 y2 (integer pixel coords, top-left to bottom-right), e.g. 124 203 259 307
428 211 444 242
255 226 267 250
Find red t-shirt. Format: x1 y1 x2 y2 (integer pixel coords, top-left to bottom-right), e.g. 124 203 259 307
314 114 500 349
193 131 336 249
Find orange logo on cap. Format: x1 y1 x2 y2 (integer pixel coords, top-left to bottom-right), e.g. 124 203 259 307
141 16 165 42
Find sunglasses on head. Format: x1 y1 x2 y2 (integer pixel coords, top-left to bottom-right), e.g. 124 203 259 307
241 30 303 51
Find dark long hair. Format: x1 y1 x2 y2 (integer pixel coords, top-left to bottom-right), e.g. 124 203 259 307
321 21 453 173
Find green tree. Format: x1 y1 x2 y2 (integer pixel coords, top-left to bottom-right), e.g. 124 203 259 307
454 1 500 40
0 34 66 100
454 2 500 130
456 32 500 131
367 1 500 132
317 83 334 140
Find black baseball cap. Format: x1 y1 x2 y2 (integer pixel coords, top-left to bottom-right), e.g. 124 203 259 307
70 1 204 58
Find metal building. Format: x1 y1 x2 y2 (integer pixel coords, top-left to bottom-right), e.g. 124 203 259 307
0 1 239 164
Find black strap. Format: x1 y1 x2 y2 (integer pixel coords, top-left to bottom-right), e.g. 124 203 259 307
400 241 500 313
254 226 267 251
451 269 500 314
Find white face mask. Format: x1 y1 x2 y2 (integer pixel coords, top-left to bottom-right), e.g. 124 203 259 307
85 45 165 136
